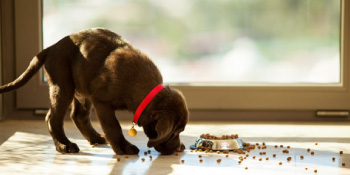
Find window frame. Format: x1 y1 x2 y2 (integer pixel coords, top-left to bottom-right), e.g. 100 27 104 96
12 0 350 112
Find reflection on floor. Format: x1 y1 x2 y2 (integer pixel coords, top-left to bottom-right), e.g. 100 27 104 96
0 120 349 175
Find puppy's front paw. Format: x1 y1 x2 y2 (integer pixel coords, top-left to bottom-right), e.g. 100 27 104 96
114 142 139 155
56 142 80 153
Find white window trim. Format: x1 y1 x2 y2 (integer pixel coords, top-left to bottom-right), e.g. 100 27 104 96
13 0 350 112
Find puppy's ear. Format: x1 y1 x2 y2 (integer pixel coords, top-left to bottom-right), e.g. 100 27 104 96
147 112 174 148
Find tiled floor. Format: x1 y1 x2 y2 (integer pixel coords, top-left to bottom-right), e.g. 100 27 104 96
0 120 349 175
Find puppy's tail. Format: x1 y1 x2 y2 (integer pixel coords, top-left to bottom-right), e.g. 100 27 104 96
0 47 50 93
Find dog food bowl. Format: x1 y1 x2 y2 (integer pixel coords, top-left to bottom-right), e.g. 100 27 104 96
190 136 244 151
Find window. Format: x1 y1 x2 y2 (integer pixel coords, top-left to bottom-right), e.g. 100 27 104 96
43 0 341 85
12 0 350 114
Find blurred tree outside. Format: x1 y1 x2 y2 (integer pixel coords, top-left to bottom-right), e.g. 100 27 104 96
43 0 341 84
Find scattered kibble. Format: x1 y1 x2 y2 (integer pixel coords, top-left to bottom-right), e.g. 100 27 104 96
315 142 318 145
175 153 179 156
148 150 151 154
287 146 290 149
199 159 203 163
190 150 193 152
226 155 229 158
144 151 148 155
305 168 308 170
287 157 292 161
307 148 311 152
342 163 346 166
280 145 284 148
141 158 145 162
300 155 304 159
245 167 248 170
273 154 276 158
125 156 129 158
217 159 222 163
311 151 315 155
314 169 317 173
266 157 269 160
279 162 283 165
181 160 185 163
332 157 335 161
340 151 344 154
259 158 262 161
238 161 242 164
283 149 289 154
253 156 256 159
198 155 202 158
117 158 121 161
275 145 278 148
92 143 98 148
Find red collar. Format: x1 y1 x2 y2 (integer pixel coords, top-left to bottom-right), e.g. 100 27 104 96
133 84 165 126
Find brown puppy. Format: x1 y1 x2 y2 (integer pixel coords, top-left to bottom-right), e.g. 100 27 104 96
0 28 189 155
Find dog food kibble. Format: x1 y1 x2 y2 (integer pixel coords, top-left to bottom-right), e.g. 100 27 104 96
307 148 311 152
279 162 283 165
305 168 308 170
149 155 152 159
253 156 256 159
342 163 346 166
287 157 292 161
280 145 284 148
259 158 262 161
273 154 276 158
226 155 229 158
217 151 221 154
340 151 344 154
144 151 148 155
175 153 179 156
311 151 315 155
275 145 278 148
238 160 242 164
148 150 151 154
141 158 145 162
117 158 121 161
257 146 261 149
217 159 222 163
198 155 202 158
92 143 98 148
181 160 185 163
287 146 291 149
332 157 335 161
283 149 289 154
300 155 304 159
245 167 248 170
199 159 203 163
125 156 129 158
256 143 259 146
266 157 269 160
315 142 318 145
314 170 317 173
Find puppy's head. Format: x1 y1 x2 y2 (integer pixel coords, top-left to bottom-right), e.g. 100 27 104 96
142 87 188 155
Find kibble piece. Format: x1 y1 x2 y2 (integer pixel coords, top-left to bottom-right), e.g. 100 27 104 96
195 149 198 152
314 169 317 173
148 150 151 154
332 157 335 161
238 160 242 164
342 163 346 166
266 157 269 160
315 142 318 145
144 151 148 155
92 143 98 148
311 151 314 155
287 146 290 149
307 148 311 152
190 150 193 152
300 155 304 159
256 143 259 146
245 167 248 170
217 151 221 154
275 145 278 148
279 162 282 165
340 151 344 154
199 159 203 163
125 156 129 158
198 155 202 158
287 157 292 161
283 149 289 154
181 160 185 163
259 158 262 161
226 155 229 158
257 146 261 149
252 156 256 159
217 159 222 163
175 153 179 156
273 154 276 158
305 168 308 170
117 158 121 161
280 145 284 148
141 158 145 162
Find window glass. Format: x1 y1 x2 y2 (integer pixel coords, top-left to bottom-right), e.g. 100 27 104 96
43 0 341 85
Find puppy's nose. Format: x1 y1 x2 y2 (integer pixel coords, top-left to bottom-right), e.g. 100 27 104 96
176 142 185 152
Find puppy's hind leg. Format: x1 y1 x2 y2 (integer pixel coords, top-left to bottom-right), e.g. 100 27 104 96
70 96 107 145
46 85 79 153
